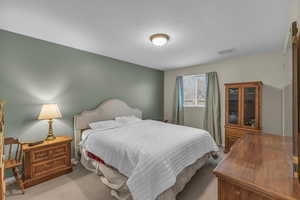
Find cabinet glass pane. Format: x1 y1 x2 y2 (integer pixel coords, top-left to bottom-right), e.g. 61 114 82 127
244 87 256 127
228 88 239 124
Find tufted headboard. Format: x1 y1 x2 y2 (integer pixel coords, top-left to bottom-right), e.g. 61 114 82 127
73 99 142 159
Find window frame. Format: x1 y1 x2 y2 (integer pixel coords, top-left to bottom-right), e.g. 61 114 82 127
183 74 207 108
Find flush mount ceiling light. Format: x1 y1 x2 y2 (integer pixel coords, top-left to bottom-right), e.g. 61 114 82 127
150 33 170 46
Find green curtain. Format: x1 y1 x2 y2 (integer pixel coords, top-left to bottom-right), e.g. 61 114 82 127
204 72 222 145
173 76 184 125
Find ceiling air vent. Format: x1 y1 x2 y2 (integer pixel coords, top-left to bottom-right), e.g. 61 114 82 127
218 48 235 55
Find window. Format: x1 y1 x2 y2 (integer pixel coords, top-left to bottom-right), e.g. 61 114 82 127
183 74 207 107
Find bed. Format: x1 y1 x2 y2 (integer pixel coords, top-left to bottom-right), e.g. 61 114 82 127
74 99 219 200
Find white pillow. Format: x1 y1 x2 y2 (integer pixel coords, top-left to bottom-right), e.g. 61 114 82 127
115 115 141 124
89 120 121 130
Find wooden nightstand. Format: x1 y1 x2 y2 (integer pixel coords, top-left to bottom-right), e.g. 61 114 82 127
22 136 72 188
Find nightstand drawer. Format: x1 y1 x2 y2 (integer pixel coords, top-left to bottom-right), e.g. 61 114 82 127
32 149 51 163
51 144 68 159
32 157 68 178
31 144 68 163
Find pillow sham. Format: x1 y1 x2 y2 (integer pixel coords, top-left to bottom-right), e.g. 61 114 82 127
115 115 141 124
89 120 121 130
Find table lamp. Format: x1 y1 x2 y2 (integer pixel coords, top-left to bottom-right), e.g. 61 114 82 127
38 104 62 141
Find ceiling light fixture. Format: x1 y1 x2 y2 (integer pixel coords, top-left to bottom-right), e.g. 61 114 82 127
150 33 170 46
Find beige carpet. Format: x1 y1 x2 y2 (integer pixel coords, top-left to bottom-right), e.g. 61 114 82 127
6 158 220 200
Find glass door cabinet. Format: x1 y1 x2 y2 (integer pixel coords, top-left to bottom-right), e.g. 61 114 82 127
225 82 262 152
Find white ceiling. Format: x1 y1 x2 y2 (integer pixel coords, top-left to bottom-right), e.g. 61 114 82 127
0 0 290 70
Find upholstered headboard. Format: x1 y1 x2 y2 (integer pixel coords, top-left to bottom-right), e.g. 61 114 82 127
73 99 142 159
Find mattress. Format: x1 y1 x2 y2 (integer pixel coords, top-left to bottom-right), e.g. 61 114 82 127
80 120 218 200
81 149 212 200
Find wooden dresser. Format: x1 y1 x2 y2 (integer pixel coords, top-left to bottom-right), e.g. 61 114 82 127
23 136 72 188
0 101 5 200
214 134 300 200
225 81 262 153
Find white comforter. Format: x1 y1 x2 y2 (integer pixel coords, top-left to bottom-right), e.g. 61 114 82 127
80 120 218 200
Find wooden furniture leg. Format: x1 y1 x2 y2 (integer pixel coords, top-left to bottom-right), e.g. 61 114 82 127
12 167 24 194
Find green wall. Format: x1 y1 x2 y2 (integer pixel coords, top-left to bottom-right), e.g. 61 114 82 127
0 30 164 143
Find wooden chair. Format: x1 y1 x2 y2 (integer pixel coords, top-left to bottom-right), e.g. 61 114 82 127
4 137 24 194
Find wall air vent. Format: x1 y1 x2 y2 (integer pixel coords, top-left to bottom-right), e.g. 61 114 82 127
218 48 235 55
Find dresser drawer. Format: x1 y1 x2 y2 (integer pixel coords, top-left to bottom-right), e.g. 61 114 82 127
32 157 68 178
226 128 244 137
226 127 260 137
220 179 244 200
31 144 68 163
219 179 271 200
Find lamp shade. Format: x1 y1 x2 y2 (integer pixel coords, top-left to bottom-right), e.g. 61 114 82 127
38 104 62 120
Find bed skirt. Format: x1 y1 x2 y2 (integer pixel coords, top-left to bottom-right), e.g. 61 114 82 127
81 149 212 200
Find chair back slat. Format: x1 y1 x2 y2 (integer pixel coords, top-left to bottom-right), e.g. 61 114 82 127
8 144 12 160
17 145 23 162
15 144 19 161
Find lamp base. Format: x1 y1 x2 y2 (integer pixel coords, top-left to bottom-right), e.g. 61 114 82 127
45 134 56 141
45 119 56 141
